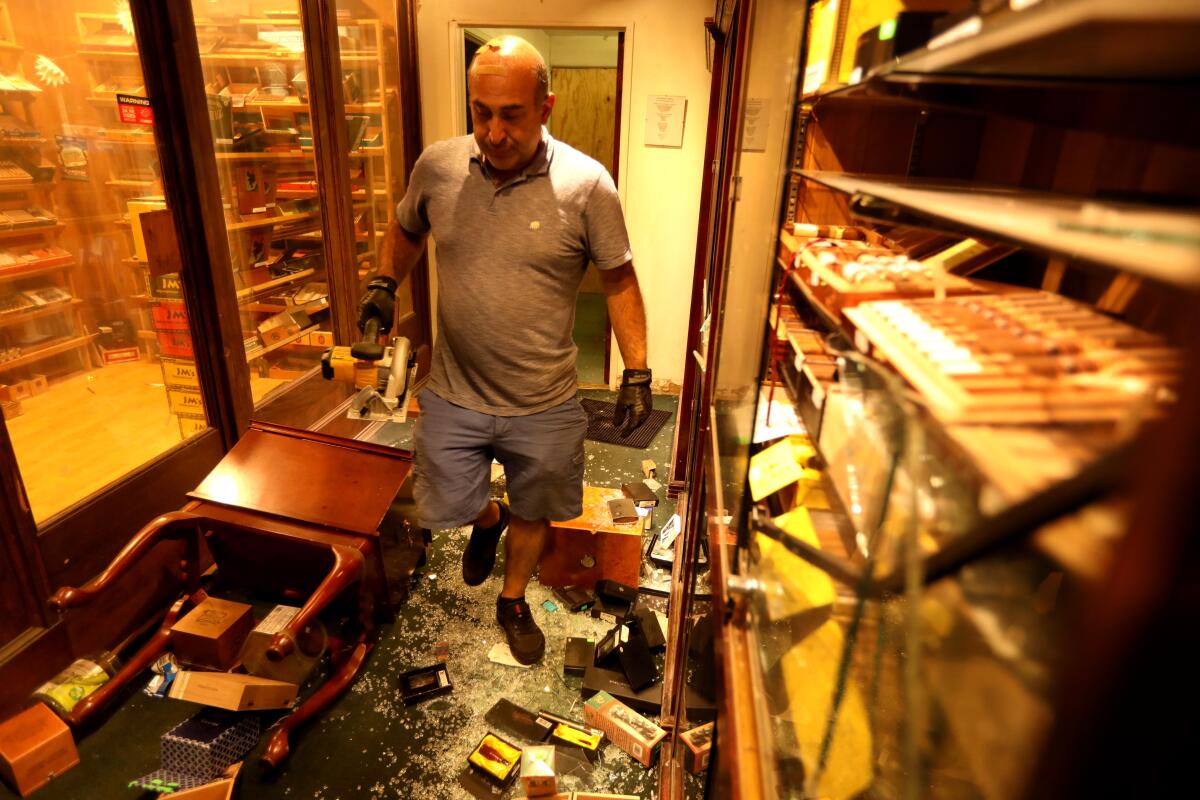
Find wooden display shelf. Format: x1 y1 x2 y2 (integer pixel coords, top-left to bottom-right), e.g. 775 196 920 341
244 324 320 362
0 260 75 282
226 209 320 232
235 267 317 303
215 147 384 161
0 333 94 373
0 135 45 147
0 298 83 328
91 134 157 148
246 99 383 113
0 223 64 241
105 179 158 190
76 49 138 59
200 51 376 64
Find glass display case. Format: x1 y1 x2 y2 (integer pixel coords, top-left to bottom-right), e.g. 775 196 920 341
184 0 414 406
1 0 213 522
670 0 1200 797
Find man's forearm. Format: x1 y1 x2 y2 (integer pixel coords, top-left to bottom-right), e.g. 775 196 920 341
378 219 427 284
601 263 648 371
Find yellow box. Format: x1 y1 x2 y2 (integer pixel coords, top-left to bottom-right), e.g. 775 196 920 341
838 0 904 84
167 387 204 416
160 358 200 389
178 414 207 439
802 0 842 95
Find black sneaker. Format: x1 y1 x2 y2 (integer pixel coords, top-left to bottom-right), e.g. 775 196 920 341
462 500 508 586
496 597 545 665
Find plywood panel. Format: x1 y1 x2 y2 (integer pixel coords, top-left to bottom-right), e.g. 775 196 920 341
551 67 617 176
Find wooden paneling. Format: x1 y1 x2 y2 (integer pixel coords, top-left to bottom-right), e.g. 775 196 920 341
0 625 70 721
551 67 618 176
38 430 223 590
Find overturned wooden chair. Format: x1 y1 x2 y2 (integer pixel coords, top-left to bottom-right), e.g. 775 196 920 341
48 422 419 768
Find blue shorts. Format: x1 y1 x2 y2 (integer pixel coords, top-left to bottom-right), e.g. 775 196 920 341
413 389 588 529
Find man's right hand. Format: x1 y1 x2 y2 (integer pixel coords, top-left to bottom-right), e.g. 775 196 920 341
358 276 398 336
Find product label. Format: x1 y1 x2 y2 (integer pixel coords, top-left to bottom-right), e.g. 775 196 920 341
116 93 154 125
34 659 108 713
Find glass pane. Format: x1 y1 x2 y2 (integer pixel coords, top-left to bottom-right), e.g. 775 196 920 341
188 1 333 406
1 0 209 524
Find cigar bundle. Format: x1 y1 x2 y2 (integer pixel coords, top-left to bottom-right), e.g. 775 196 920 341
845 291 1181 424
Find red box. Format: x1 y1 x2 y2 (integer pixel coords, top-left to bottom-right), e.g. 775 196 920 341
99 345 141 365
152 300 189 331
156 331 194 359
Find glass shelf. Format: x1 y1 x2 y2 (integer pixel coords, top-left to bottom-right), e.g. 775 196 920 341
797 170 1200 288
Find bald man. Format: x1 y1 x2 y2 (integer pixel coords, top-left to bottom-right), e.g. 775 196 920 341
359 36 650 664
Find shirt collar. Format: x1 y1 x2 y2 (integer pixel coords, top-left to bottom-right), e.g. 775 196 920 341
470 126 555 180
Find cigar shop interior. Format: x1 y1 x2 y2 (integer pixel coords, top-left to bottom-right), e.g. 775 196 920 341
1 0 1198 798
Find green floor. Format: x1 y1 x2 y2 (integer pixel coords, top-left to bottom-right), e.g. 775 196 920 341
7 391 707 800
573 292 608 385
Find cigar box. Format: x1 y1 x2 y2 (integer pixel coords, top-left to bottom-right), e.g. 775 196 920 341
563 637 595 677
573 793 641 800
520 745 556 797
631 607 666 652
239 605 325 685
167 671 297 712
679 722 715 773
484 699 553 742
794 239 980 322
170 597 254 669
582 665 662 716
467 732 522 788
582 690 666 768
607 497 638 524
536 711 604 754
397 663 452 705
0 703 79 797
621 482 658 508
552 585 595 613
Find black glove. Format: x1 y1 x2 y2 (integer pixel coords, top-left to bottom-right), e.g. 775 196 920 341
613 368 652 435
357 275 397 336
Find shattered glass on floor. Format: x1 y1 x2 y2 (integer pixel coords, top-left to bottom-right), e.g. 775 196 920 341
1 392 709 800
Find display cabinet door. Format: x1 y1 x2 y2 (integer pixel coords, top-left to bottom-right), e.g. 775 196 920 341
172 0 430 432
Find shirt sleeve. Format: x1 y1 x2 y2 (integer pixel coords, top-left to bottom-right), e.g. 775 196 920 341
395 149 433 235
583 169 634 270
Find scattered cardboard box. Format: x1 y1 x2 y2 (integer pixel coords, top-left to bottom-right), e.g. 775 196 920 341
680 722 714 773
239 604 325 685
131 709 256 794
520 745 556 797
168 762 242 800
582 690 666 768
170 597 254 670
168 671 297 712
0 703 79 797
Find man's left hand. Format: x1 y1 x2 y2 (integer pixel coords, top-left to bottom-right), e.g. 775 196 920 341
614 368 652 435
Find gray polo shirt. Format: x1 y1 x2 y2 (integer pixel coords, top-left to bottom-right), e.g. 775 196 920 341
396 129 633 416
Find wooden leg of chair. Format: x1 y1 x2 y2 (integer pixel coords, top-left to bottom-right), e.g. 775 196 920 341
67 596 191 729
267 545 364 662
260 639 374 770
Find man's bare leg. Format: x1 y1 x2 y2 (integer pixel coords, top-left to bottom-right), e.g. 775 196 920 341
500 513 547 598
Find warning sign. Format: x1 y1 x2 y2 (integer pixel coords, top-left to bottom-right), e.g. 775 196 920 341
116 93 154 126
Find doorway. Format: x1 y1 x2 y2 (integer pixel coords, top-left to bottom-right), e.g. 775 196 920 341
461 27 624 386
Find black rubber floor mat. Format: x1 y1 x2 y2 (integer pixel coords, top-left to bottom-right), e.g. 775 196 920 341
580 398 672 448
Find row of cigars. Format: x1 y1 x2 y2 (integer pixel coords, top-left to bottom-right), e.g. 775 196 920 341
776 223 1181 425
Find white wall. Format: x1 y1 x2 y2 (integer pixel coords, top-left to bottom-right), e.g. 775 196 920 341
413 0 713 389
